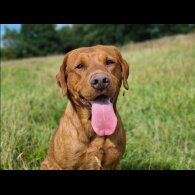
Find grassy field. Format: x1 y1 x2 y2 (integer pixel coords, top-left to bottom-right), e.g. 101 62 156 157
1 33 195 170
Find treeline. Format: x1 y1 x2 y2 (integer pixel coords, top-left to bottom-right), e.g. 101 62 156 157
2 24 195 60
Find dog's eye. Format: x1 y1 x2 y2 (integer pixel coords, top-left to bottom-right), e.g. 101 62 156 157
106 59 115 65
75 64 84 69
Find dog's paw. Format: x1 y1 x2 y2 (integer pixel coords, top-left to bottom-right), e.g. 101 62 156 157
94 156 103 169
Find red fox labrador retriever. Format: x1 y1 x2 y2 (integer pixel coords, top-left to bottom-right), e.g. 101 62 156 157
41 45 129 170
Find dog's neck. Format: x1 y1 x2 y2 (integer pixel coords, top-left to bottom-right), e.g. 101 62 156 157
65 99 96 142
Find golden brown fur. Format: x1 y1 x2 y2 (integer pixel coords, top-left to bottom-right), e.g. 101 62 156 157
41 45 129 170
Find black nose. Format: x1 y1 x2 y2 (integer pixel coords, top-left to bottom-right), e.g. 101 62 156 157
90 73 110 90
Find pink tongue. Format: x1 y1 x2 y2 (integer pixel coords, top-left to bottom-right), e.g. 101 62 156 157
91 98 117 136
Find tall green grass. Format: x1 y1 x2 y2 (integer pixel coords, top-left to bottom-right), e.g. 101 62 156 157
1 34 195 170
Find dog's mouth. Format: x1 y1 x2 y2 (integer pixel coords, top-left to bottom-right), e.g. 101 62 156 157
79 95 117 137
79 95 92 108
80 95 114 108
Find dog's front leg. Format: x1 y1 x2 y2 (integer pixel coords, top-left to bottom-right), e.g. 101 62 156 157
74 137 105 170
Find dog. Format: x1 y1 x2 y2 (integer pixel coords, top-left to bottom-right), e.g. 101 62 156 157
41 45 129 170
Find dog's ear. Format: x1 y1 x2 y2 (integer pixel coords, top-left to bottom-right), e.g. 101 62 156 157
116 50 130 90
120 58 129 90
56 54 69 96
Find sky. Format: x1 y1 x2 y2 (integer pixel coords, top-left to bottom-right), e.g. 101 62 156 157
0 24 71 47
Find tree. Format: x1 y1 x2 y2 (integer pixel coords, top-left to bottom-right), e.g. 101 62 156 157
72 24 127 46
21 24 60 56
58 26 75 53
2 28 23 59
2 24 61 59
2 24 195 60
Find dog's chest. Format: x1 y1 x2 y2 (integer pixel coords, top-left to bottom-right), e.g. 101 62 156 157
100 138 122 169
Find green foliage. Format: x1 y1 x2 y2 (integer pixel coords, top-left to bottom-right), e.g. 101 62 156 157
2 24 60 59
2 28 24 59
58 26 76 52
1 33 195 170
72 24 127 46
21 24 60 56
2 24 195 60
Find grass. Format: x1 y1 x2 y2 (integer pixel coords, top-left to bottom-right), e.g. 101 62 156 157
1 33 195 170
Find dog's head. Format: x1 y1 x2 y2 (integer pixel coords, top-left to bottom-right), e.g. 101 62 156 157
57 45 129 102
56 45 129 136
